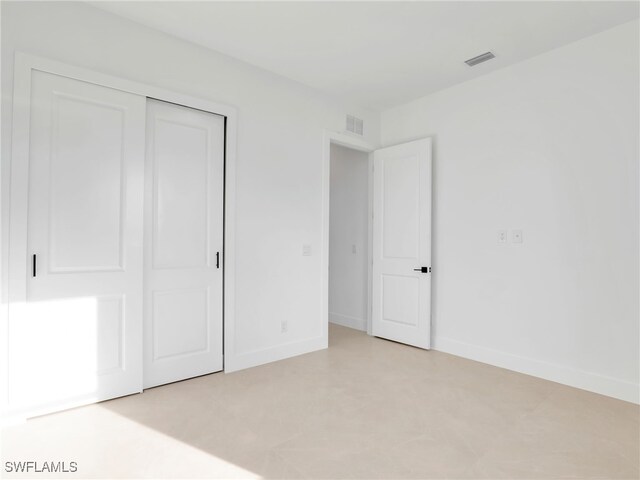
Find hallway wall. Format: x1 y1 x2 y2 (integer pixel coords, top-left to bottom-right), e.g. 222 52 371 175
329 144 369 331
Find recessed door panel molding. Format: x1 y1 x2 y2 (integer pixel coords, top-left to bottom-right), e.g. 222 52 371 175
382 154 420 260
7 70 146 415
382 274 420 327
8 296 125 408
372 138 432 349
144 99 224 389
152 117 211 270
48 93 126 273
152 287 210 361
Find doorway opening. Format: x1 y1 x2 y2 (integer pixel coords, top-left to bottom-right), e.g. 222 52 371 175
328 143 372 343
323 134 433 351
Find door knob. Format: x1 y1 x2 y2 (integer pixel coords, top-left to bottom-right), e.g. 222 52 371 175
413 267 431 273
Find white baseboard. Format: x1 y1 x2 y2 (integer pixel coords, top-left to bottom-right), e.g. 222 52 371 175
329 312 366 331
225 335 327 373
433 336 639 404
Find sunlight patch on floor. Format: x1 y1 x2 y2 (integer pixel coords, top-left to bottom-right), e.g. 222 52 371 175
1 407 261 479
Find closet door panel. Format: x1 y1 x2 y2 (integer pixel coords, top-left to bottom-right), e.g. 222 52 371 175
144 99 224 388
8 70 145 416
152 118 210 269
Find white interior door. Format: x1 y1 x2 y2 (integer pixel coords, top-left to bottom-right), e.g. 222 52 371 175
8 70 146 415
372 138 432 349
144 99 224 389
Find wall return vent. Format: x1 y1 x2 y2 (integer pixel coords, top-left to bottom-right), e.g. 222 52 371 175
465 51 495 67
346 114 364 136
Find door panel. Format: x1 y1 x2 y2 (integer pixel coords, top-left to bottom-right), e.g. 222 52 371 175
152 288 209 360
48 95 125 272
372 138 432 349
382 274 420 327
8 70 146 415
144 100 224 389
153 118 210 269
382 155 420 259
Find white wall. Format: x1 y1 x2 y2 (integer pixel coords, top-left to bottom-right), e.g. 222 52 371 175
329 144 369 331
381 20 640 403
0 1 380 372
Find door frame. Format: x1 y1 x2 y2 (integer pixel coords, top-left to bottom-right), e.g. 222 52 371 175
3 53 238 416
321 131 376 338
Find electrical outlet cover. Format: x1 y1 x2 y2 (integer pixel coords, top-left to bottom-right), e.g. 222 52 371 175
512 229 523 244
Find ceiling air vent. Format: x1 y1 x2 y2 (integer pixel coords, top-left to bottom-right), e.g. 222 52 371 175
346 114 364 136
465 51 495 67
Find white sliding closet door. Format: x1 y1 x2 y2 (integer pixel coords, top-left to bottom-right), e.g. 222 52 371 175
8 70 146 415
144 100 224 388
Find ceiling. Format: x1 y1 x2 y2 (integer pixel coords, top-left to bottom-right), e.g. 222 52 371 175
91 1 639 111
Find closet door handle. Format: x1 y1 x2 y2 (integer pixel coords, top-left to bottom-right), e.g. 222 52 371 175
216 252 220 269
32 254 37 277
413 266 431 273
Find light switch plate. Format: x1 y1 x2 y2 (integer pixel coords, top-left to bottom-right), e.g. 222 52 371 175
498 230 507 244
512 229 523 244
302 244 312 256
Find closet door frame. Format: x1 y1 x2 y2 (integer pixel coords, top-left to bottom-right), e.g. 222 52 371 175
3 53 238 417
